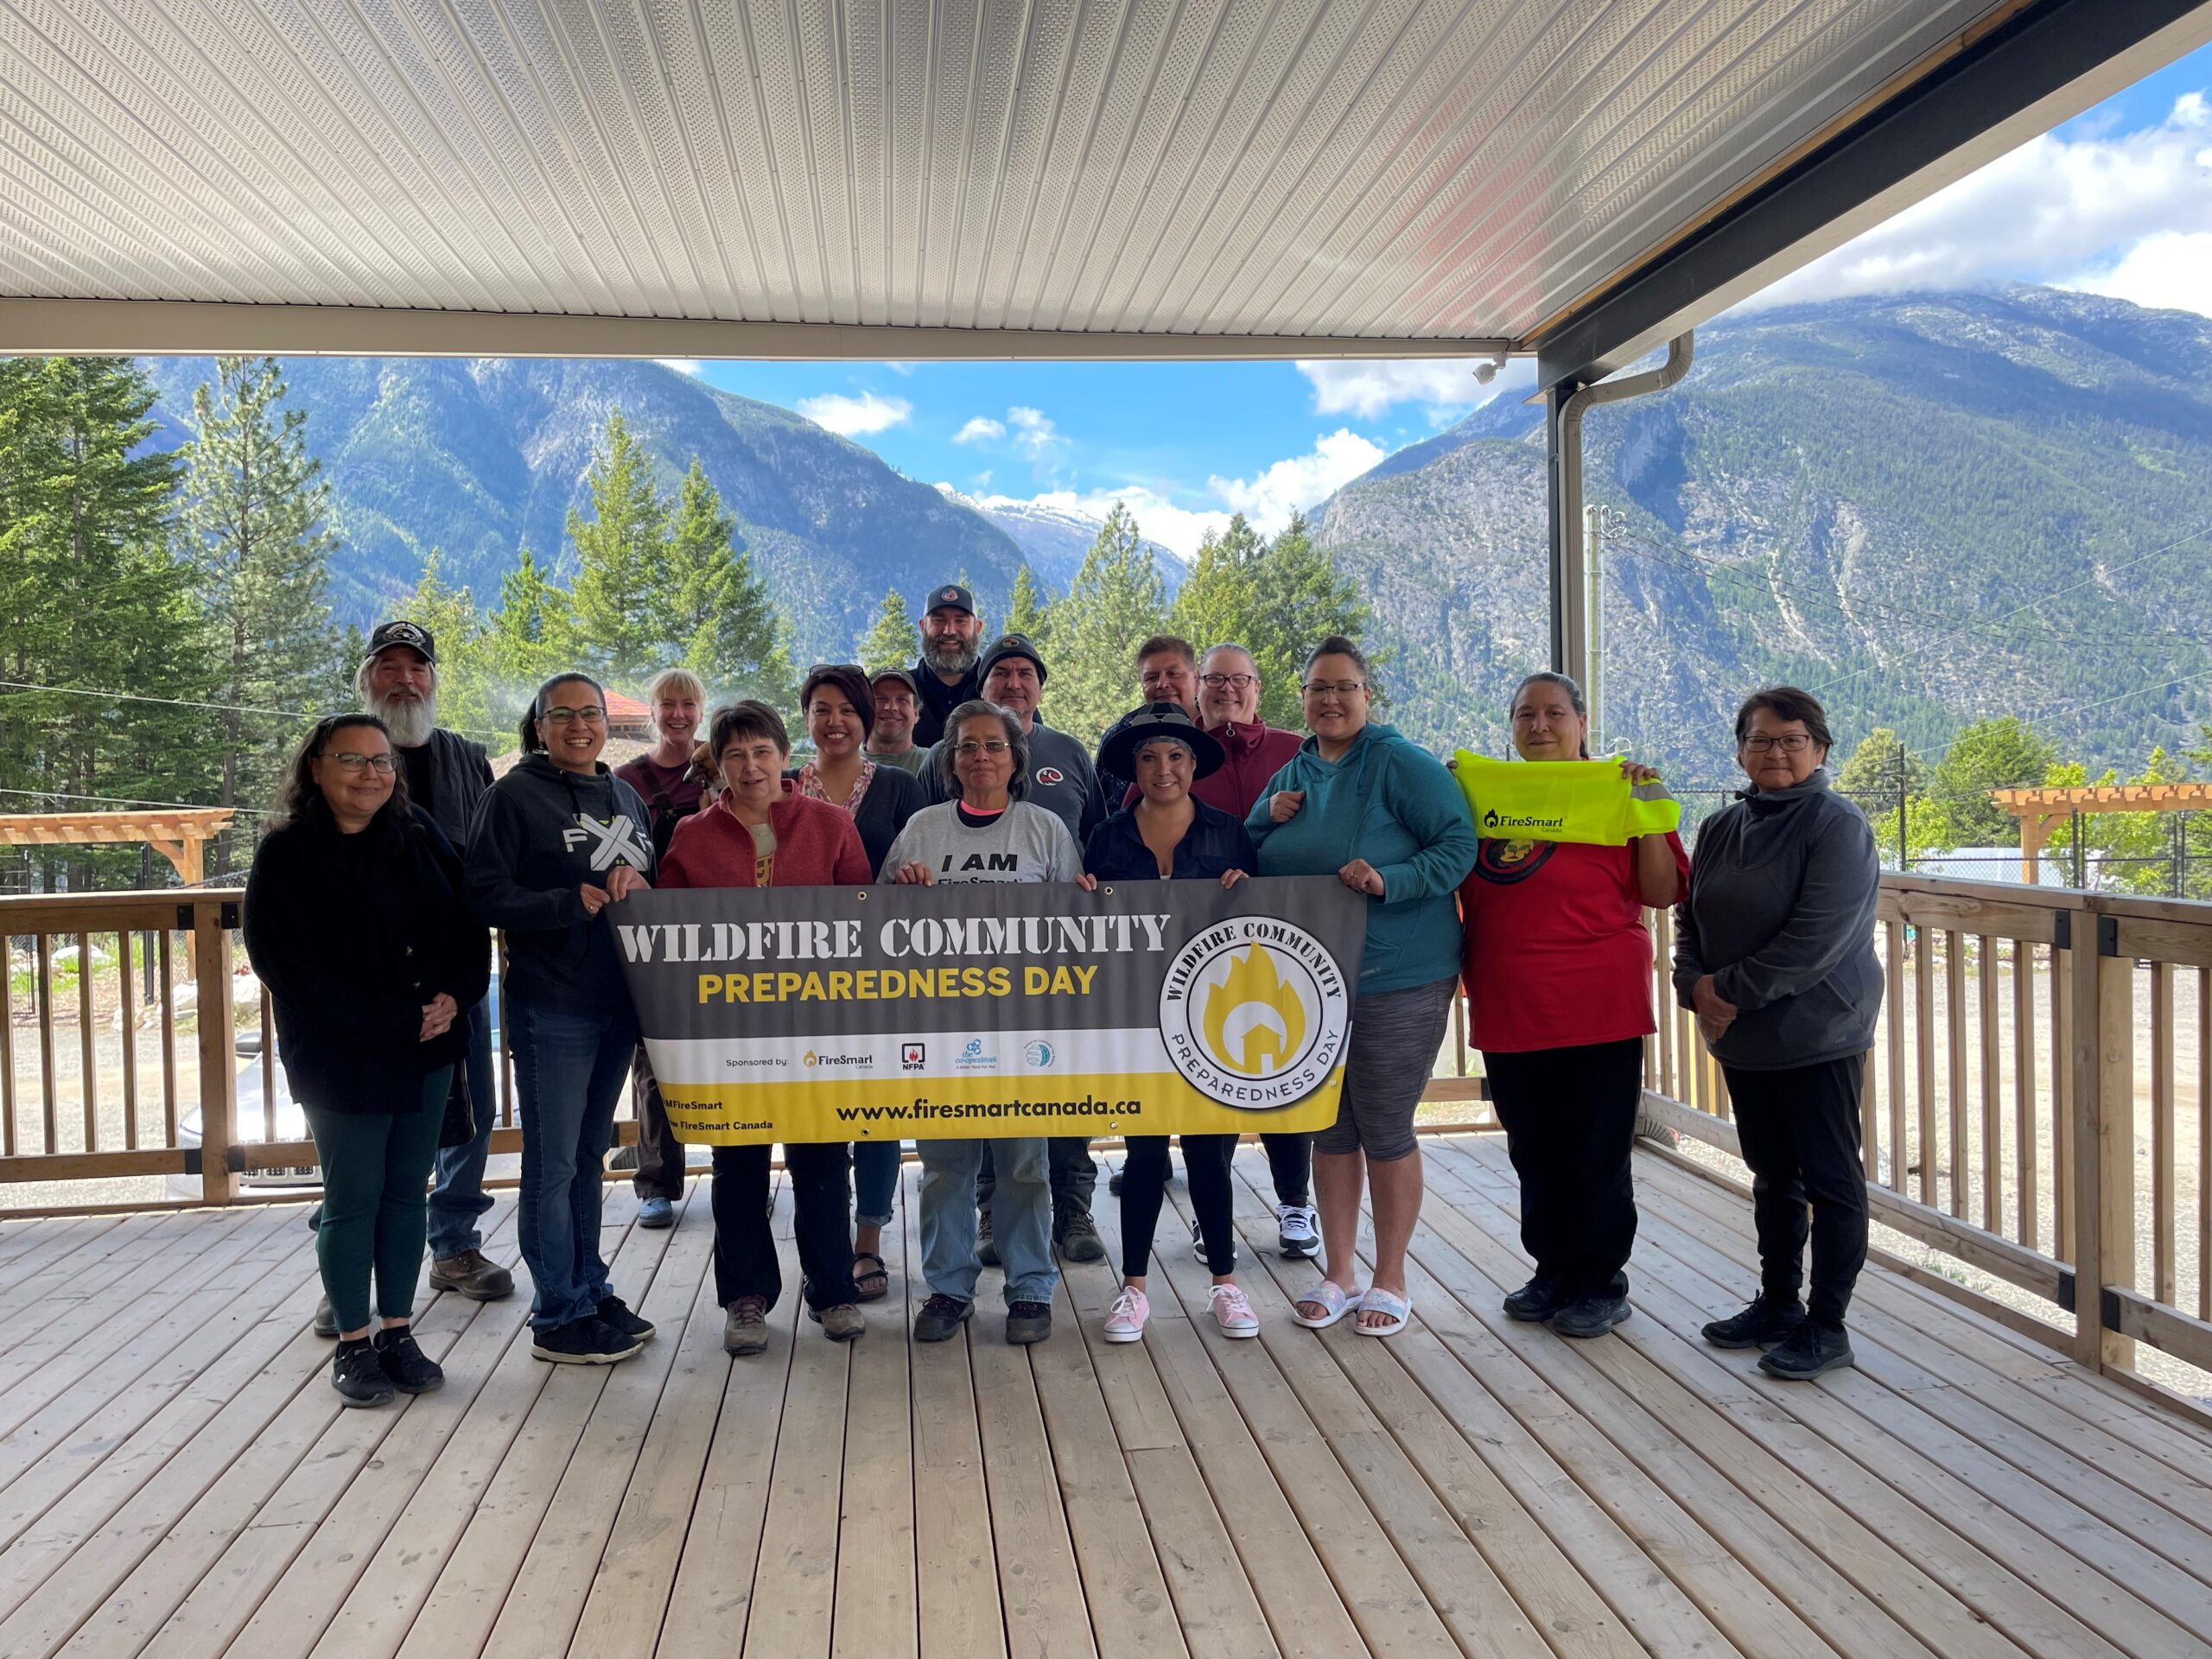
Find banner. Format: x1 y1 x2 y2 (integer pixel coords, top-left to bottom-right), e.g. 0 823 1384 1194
612 876 1369 1145
1452 753 1681 845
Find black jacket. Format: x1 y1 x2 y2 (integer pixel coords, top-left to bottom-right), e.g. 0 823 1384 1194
244 801 490 1115
912 658 981 750
1083 798 1257 882
392 727 493 851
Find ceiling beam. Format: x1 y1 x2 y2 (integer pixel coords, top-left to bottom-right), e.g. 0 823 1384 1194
1533 0 2212 389
0 298 1512 364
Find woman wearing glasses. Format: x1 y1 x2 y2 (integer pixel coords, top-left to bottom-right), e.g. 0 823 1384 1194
1674 687 1881 1380
464 674 658 1367
884 701 1081 1347
246 715 487 1406
1247 637 1477 1337
791 664 924 1303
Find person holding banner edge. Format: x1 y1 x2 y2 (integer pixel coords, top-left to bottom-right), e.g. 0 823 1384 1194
1080 703 1263 1344
886 700 1084 1344
662 699 874 1353
1458 672 1687 1340
463 673 658 1366
1248 637 1478 1337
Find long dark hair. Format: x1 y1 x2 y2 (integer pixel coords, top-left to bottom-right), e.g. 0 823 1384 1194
518 671 607 755
276 714 410 828
1511 671 1591 759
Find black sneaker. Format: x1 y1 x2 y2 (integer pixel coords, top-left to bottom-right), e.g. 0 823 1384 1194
313 1296 339 1339
1005 1300 1053 1344
1056 1209 1106 1264
372 1326 445 1393
596 1294 657 1342
1759 1319 1854 1380
976 1210 1001 1268
332 1338 396 1408
1502 1275 1567 1323
531 1315 644 1365
1702 1294 1806 1350
1108 1166 1123 1197
914 1293 973 1342
1550 1293 1631 1339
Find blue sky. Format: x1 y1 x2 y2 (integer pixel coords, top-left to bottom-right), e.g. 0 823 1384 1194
663 40 2212 560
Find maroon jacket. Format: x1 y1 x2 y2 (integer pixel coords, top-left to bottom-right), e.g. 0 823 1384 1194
659 788 873 889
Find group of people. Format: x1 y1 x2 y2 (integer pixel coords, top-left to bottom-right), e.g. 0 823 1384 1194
245 582 1884 1409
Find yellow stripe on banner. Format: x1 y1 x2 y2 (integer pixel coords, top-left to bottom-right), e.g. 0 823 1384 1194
656 1068 1345 1144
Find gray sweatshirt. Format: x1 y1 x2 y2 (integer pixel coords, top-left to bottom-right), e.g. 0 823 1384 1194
1671 768 1882 1071
881 800 1080 885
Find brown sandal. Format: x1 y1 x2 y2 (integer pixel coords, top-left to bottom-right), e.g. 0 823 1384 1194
852 1252 889 1302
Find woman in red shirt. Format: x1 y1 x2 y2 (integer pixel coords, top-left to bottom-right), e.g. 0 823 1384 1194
661 701 874 1357
1460 672 1686 1340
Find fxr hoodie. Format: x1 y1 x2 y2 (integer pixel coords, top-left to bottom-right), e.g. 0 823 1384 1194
463 753 654 1012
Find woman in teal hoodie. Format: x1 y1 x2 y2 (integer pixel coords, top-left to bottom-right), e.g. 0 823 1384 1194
1247 637 1477 1336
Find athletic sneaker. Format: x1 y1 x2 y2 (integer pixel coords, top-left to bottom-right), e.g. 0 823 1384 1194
1550 1293 1630 1339
1276 1204 1319 1261
372 1326 445 1393
1701 1294 1806 1350
1503 1274 1568 1323
1103 1285 1149 1342
1057 1209 1106 1264
976 1209 1001 1268
723 1296 771 1356
1108 1166 1123 1197
332 1338 396 1408
1005 1300 1053 1344
597 1294 657 1342
637 1196 675 1230
1209 1283 1260 1338
1759 1319 1855 1380
532 1315 644 1365
1189 1214 1232 1267
913 1293 973 1342
817 1304 866 1342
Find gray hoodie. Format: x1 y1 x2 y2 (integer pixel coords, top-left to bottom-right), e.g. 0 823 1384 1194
1671 768 1882 1071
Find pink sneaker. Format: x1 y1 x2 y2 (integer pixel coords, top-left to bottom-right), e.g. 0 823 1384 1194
1210 1283 1259 1338
1103 1285 1149 1343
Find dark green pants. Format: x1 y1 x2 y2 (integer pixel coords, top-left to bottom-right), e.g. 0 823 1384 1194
303 1066 452 1333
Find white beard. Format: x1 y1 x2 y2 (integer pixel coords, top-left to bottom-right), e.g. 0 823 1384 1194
372 690 437 748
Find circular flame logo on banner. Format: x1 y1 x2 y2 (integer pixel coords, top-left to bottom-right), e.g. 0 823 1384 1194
1159 922 1350 1109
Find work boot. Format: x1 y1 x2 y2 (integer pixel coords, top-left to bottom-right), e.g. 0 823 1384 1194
976 1209 1001 1268
429 1249 513 1300
1056 1208 1106 1264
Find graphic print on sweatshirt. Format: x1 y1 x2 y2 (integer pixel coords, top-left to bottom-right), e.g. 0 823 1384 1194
563 811 652 873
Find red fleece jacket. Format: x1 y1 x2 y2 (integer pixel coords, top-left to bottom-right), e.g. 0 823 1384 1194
659 789 873 889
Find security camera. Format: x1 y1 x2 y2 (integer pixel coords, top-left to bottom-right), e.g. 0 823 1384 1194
1473 360 1497 385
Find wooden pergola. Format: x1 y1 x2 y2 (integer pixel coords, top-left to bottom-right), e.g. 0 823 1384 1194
1990 783 2212 884
0 808 234 886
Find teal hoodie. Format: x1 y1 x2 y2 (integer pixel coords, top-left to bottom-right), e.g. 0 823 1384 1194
1246 722 1476 996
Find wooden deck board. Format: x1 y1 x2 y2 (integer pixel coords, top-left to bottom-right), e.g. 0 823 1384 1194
2 1136 2211 1657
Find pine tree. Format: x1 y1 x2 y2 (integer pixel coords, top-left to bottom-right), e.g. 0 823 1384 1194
484 542 575 696
857 588 916 672
567 411 666 677
1044 504 1167 740
1916 716 2059 852
1250 511 1368 728
1168 514 1266 673
656 459 793 705
402 551 498 739
1004 563 1050 645
175 356 337 869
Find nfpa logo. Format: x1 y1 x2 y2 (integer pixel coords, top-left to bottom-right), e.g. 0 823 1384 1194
901 1042 926 1070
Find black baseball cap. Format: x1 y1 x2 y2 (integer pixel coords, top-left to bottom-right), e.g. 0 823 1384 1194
979 632 1048 687
1099 702 1224 781
924 582 976 617
364 620 435 665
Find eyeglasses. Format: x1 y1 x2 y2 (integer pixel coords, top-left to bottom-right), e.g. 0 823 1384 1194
325 751 397 774
543 705 607 725
1300 680 1366 698
952 740 1012 757
1742 733 1814 753
1199 672 1256 690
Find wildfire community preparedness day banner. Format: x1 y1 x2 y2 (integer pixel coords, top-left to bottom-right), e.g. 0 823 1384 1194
612 877 1369 1145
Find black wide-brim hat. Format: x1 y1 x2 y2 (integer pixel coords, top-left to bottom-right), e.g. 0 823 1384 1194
1099 702 1225 782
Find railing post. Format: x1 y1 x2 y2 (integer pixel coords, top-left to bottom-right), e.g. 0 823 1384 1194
194 899 238 1205
2069 908 2135 1372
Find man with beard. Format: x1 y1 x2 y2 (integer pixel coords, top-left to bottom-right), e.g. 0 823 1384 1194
910 582 984 749
351 621 514 1308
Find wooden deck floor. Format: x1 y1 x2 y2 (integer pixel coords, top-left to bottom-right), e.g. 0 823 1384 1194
5 1135 2212 1658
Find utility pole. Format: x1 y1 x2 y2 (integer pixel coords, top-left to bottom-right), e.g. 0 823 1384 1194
1894 743 1910 872
1585 504 1604 753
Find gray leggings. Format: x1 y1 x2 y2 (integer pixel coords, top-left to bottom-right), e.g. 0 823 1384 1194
1314 976 1457 1162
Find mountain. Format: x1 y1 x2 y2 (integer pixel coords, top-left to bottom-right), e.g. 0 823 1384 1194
934 488 1184 597
1312 285 2212 780
139 358 1027 664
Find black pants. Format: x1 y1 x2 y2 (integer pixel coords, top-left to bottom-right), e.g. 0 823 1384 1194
629 1046 685 1202
1723 1054 1869 1329
978 1135 1096 1222
710 1142 857 1312
1120 1135 1236 1277
1485 1038 1643 1300
1262 1131 1311 1208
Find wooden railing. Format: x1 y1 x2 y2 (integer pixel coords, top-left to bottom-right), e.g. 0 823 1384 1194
1646 873 2212 1397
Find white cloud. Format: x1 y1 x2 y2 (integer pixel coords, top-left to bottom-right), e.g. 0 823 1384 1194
1208 429 1387 530
883 360 918 374
954 416 1005 444
656 358 704 376
1007 405 1063 460
1745 92 2212 315
794 390 912 436
1296 359 1503 418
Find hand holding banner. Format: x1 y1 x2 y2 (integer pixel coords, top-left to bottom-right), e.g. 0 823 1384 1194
1452 753 1680 846
611 876 1368 1144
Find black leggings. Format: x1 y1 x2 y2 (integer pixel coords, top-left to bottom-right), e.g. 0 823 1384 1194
1119 1135 1236 1277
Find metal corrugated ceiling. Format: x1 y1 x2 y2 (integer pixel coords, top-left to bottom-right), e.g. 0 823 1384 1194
0 0 2058 353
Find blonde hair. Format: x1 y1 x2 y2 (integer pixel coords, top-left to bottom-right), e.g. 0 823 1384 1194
644 666 709 732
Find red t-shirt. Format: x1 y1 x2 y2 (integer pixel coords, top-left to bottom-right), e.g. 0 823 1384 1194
1458 833 1688 1054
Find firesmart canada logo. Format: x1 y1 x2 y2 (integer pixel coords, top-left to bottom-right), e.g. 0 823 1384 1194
1158 919 1350 1109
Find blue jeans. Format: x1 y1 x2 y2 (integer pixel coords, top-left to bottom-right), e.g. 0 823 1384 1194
852 1140 901 1230
918 1136 1056 1306
427 999 497 1258
511 995 639 1332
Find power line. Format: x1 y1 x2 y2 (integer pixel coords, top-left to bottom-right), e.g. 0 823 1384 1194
0 678 510 741
0 785 274 817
